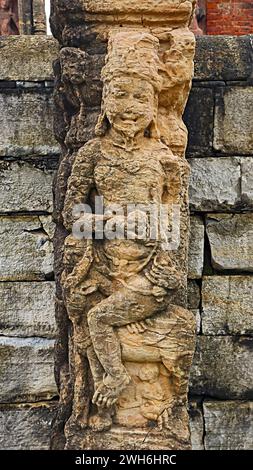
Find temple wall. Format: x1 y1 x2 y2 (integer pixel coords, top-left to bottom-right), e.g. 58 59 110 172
0 34 252 450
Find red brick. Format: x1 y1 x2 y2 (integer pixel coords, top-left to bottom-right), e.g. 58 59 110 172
206 0 253 35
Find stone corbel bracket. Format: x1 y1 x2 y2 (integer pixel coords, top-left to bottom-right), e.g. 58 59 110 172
51 0 195 42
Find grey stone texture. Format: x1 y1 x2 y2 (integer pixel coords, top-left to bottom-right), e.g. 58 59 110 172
0 337 57 403
188 283 201 332
214 87 253 155
194 36 253 82
202 276 253 336
184 87 214 157
241 157 253 207
206 214 253 272
0 91 59 157
0 282 56 338
204 401 253 450
0 400 202 450
0 36 58 81
188 216 205 279
0 216 54 281
190 336 253 399
0 403 57 450
189 401 204 450
0 161 54 213
189 158 241 212
2 399 251 450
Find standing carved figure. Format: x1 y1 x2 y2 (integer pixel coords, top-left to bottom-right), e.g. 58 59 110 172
0 0 19 35
61 32 196 445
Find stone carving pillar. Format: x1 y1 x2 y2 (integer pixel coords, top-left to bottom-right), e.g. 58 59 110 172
18 0 32 34
51 0 196 451
33 0 47 35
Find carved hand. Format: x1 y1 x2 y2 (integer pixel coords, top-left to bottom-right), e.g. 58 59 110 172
127 319 153 335
146 252 182 290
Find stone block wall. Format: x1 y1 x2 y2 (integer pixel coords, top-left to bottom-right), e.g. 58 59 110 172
0 35 59 450
186 34 253 450
0 34 252 450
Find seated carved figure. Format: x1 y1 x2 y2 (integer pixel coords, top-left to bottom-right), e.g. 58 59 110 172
62 32 195 434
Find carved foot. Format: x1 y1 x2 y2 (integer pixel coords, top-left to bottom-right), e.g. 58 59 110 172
65 413 88 432
92 373 131 408
89 410 113 432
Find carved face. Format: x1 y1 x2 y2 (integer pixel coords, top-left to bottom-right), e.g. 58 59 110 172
104 76 156 137
0 0 12 9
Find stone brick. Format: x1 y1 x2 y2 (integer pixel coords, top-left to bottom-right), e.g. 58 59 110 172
0 216 54 281
0 91 59 157
190 336 253 399
0 282 56 338
0 403 57 450
206 214 253 272
0 36 58 81
0 337 57 403
39 215 56 240
204 401 253 450
214 87 253 155
184 88 214 157
0 161 54 213
188 216 204 279
0 401 203 450
241 157 253 208
189 401 204 450
202 276 253 336
206 2 253 37
189 158 240 212
194 36 253 81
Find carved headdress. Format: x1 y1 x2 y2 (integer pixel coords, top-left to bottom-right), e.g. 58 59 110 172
102 32 163 91
96 31 164 137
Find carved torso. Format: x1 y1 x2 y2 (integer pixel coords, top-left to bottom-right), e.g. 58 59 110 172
95 138 167 206
64 136 183 277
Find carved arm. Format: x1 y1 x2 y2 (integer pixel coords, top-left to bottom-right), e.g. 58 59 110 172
63 142 97 232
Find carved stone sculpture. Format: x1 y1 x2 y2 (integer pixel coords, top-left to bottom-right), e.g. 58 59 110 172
0 0 19 35
33 0 47 35
50 0 196 451
190 0 205 36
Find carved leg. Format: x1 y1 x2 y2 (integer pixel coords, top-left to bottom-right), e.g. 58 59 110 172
64 301 92 431
168 355 193 406
87 345 113 432
87 344 104 388
66 345 89 430
88 407 114 433
87 281 165 408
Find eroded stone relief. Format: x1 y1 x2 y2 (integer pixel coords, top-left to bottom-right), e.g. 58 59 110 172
0 0 19 35
51 0 196 451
